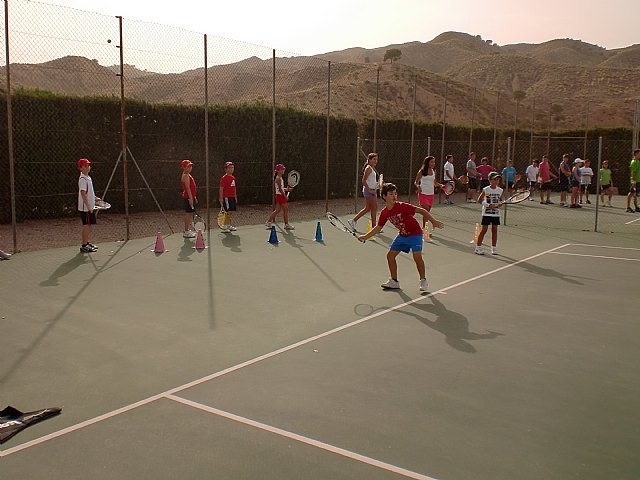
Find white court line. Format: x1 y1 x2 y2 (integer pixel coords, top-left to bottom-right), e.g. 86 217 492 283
549 252 640 262
624 217 640 225
167 395 438 480
0 243 570 458
567 243 640 251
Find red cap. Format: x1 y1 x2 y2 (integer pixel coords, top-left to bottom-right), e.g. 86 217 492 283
224 161 234 168
180 159 193 168
275 163 285 171
77 158 92 170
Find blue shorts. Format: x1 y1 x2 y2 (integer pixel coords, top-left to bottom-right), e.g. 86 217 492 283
390 233 423 253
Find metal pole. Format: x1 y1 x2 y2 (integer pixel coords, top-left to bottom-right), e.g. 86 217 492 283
547 102 552 156
272 49 276 209
594 136 602 232
504 137 511 226
529 97 535 162
355 137 360 213
204 34 210 230
117 16 130 240
373 66 379 151
427 136 431 156
4 0 17 252
492 91 499 162
633 100 639 151
439 81 448 205
513 99 519 164
469 86 476 154
325 61 330 213
408 74 417 203
583 99 589 159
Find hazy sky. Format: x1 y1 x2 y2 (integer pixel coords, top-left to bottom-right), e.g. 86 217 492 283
35 0 639 55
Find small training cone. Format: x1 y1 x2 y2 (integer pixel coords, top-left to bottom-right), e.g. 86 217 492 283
314 221 323 242
268 225 279 244
152 231 168 253
367 220 372 232
470 222 480 244
424 226 430 242
194 229 207 249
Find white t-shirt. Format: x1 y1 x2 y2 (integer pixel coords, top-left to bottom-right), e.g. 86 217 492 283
466 159 478 178
525 165 539 182
365 166 378 189
419 171 436 195
444 161 455 182
78 173 96 212
482 185 503 217
580 167 593 185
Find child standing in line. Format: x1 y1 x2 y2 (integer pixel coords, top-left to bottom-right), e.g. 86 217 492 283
219 161 237 231
358 183 444 292
443 154 456 204
181 159 197 238
475 172 503 256
569 158 583 208
77 158 101 253
266 163 294 230
349 153 379 232
599 160 614 207
525 158 539 200
579 159 593 204
414 155 442 239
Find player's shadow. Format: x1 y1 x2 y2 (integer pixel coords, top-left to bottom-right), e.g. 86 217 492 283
220 232 242 252
39 252 90 287
177 238 196 262
397 290 504 353
493 254 587 285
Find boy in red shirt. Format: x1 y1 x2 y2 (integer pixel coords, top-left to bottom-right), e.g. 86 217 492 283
219 161 238 231
358 183 444 291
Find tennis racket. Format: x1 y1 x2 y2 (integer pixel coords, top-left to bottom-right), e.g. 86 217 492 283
443 181 455 195
458 175 469 185
192 211 206 232
286 170 300 199
326 212 364 242
500 190 531 205
216 207 229 229
93 200 111 210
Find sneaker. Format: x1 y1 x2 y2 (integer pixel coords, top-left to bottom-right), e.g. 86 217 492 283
227 225 237 231
576 204 582 208
474 246 484 255
467 199 475 203
348 219 357 231
381 278 400 289
80 244 94 253
220 225 230 232
265 222 272 229
491 247 498 255
284 224 295 230
559 201 565 206
607 201 612 207
586 200 591 204
0 250 11 260
579 200 583 204
540 201 545 204
183 230 196 238
569 204 577 208
88 243 98 250
546 201 554 204
636 208 640 213
419 278 429 291
626 207 634 213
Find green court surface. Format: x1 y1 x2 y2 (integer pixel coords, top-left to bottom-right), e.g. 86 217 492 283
1 214 639 480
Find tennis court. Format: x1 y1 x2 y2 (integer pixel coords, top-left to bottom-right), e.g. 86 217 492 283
1 214 639 480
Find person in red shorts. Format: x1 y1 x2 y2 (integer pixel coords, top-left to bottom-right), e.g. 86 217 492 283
358 183 444 292
266 163 294 230
219 161 238 231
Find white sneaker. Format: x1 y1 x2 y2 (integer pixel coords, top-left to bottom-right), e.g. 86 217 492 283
183 230 196 238
0 250 11 260
284 224 295 230
220 225 230 232
381 278 400 289
265 222 272 229
227 225 237 231
491 247 498 255
474 246 484 255
607 201 612 207
348 219 357 231
467 199 475 203
419 278 429 291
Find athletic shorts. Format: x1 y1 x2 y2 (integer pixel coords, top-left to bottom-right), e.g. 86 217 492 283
80 211 97 225
599 184 611 193
362 187 377 199
223 197 237 212
390 233 423 253
505 180 515 189
275 194 288 204
183 197 195 213
418 193 434 207
481 216 500 226
571 179 580 188
528 181 538 190
540 181 551 191
479 180 490 190
629 183 638 194
468 177 479 189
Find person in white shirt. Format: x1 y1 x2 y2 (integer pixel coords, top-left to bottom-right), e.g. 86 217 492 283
77 158 101 253
524 159 539 201
475 172 503 255
443 154 456 204
579 159 594 204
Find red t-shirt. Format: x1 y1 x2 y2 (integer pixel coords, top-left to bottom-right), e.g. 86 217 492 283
181 174 196 199
538 162 551 182
476 164 495 180
220 174 236 198
377 201 422 237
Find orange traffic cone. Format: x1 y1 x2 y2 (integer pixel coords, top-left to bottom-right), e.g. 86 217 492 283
152 231 168 253
194 229 207 250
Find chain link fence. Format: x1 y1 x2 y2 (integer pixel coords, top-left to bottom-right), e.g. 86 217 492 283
1 0 639 253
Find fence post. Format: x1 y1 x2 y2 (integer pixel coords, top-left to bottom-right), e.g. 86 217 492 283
594 136 602 232
408 74 416 204
4 0 17 252
325 60 330 213
117 16 130 240
271 49 276 210
355 137 360 213
504 137 511 225
204 34 210 229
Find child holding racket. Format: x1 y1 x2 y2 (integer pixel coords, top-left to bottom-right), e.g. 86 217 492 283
77 158 101 253
443 154 455 204
181 159 197 238
219 161 237 231
414 156 442 238
349 153 379 232
266 163 294 230
475 171 503 255
358 183 444 292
